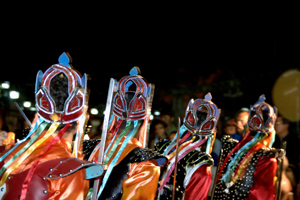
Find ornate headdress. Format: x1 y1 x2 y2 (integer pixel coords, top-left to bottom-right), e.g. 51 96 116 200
163 93 220 156
219 95 277 187
113 67 151 121
247 94 277 135
0 53 88 192
35 52 88 124
91 67 154 198
183 93 221 135
158 93 220 194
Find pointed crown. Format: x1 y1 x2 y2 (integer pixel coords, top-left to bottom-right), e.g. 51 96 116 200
35 52 88 124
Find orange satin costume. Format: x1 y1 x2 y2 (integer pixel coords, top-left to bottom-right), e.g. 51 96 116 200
92 136 166 200
0 132 89 200
89 66 166 199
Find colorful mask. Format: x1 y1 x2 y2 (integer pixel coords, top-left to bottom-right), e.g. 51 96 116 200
113 67 151 121
93 67 154 198
247 94 277 134
183 93 221 135
35 52 88 124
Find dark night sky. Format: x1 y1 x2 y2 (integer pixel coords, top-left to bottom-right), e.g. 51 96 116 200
1 12 299 118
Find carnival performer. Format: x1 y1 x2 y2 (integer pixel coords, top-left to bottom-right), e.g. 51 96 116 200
213 94 285 200
154 93 220 200
87 67 167 200
0 52 103 200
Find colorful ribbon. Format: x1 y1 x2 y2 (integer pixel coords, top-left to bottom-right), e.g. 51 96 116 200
0 117 44 163
20 123 71 200
103 120 130 166
85 188 94 200
0 122 58 187
216 128 252 182
206 135 212 154
231 147 256 184
97 120 142 199
158 137 208 192
102 118 124 161
72 115 88 158
269 130 275 148
163 125 189 156
221 131 267 185
166 136 196 161
165 131 192 156
87 115 118 162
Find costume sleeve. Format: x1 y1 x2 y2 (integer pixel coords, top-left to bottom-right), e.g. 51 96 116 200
47 169 89 200
184 164 212 200
247 157 277 200
121 159 161 200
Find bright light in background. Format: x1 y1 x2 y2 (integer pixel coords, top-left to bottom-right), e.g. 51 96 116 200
29 107 37 111
23 101 31 108
91 108 99 115
1 82 10 89
150 114 154 120
9 91 19 99
154 111 160 116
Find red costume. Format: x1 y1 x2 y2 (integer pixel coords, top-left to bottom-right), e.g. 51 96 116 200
154 93 220 200
213 95 285 200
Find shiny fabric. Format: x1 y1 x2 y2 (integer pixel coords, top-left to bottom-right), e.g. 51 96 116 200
0 123 56 186
159 137 207 192
92 136 161 200
246 156 277 200
155 137 213 200
184 164 211 200
104 137 142 167
115 137 162 200
0 132 89 199
48 171 88 200
20 124 71 200
98 121 142 198
214 135 279 200
122 160 161 200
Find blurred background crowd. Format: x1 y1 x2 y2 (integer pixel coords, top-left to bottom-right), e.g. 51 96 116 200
1 66 300 199
1 11 300 199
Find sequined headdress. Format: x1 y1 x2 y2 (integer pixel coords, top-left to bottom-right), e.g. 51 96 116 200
163 93 221 156
0 53 88 191
35 52 88 124
113 67 151 121
158 93 220 194
247 94 277 135
183 93 221 135
218 94 277 188
90 67 154 199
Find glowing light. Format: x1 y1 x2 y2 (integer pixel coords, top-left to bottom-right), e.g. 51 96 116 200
1 82 10 89
154 111 160 116
23 101 31 108
91 108 99 115
150 114 154 120
29 107 37 111
9 91 19 99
